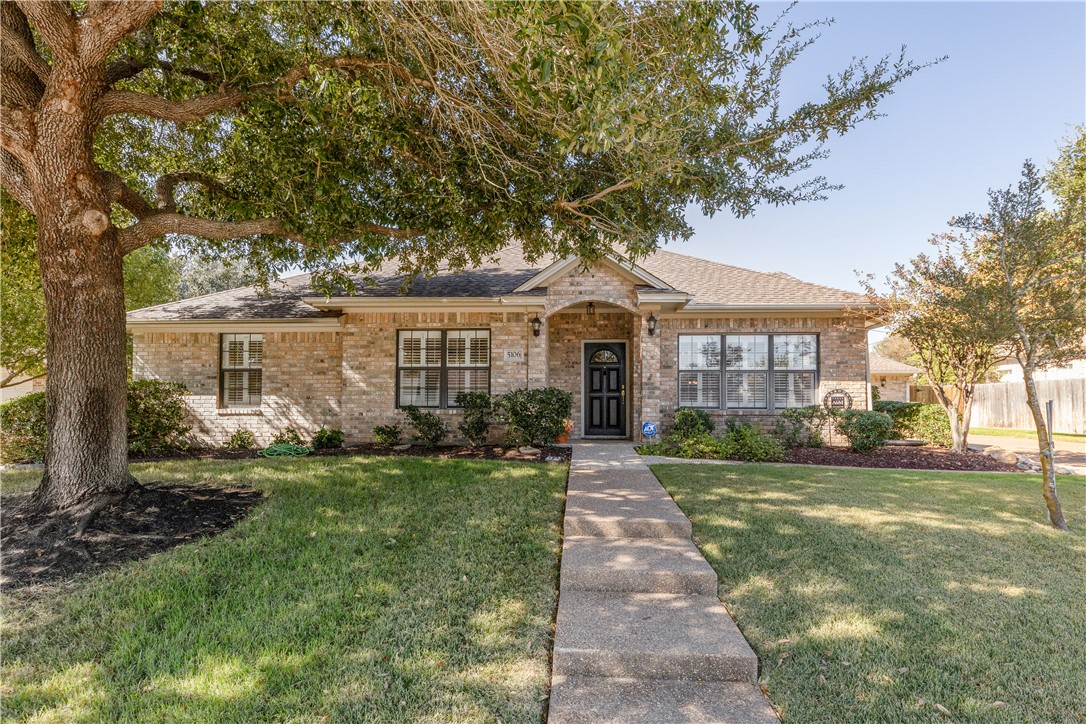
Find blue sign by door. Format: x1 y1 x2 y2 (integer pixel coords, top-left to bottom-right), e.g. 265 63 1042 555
641 421 658 438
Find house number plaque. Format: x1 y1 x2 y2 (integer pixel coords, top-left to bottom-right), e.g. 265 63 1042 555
504 349 525 362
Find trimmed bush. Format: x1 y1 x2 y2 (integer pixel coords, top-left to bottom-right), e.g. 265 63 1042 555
456 391 493 447
496 387 574 447
725 421 785 462
228 427 257 450
774 405 831 448
312 427 344 450
1 381 192 463
833 409 894 453
127 380 191 457
640 432 729 459
373 424 403 446
403 406 448 448
874 400 952 447
672 408 715 439
0 392 46 463
271 427 306 446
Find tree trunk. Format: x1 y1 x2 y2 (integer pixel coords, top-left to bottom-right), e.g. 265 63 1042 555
25 62 138 513
29 219 137 511
1021 362 1066 530
933 385 967 453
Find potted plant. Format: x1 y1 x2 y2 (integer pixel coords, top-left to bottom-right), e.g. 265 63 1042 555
557 418 574 444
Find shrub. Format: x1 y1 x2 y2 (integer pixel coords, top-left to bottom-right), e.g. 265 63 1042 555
640 432 729 459
456 391 493 446
403 406 448 447
874 400 952 447
775 405 830 448
672 407 715 439
724 421 785 462
833 409 894 453
312 427 344 450
228 427 257 450
373 424 403 446
1 381 191 462
271 427 306 446
496 387 574 447
127 380 191 457
0 392 46 463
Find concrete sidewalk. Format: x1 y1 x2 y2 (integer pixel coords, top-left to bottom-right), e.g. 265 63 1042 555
549 442 776 723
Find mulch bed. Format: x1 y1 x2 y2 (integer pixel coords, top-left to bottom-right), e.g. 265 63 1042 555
783 445 1020 472
133 444 573 464
1 483 265 591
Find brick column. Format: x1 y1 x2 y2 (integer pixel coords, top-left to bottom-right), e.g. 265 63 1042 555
638 312 663 440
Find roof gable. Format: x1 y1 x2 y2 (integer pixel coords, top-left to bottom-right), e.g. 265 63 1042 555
512 254 675 293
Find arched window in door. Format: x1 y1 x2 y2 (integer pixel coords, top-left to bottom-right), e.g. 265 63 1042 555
590 349 619 364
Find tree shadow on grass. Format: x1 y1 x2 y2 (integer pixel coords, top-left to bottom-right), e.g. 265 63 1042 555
2 456 567 722
654 464 1086 723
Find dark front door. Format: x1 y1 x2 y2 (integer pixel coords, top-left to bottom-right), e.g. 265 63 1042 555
584 343 626 437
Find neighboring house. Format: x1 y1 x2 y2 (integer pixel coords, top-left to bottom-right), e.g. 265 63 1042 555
127 242 878 446
868 352 919 402
0 369 46 402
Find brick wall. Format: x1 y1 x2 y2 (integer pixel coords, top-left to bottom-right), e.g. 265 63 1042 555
874 374 912 402
132 331 342 446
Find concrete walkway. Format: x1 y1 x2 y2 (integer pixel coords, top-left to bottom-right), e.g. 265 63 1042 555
550 442 776 723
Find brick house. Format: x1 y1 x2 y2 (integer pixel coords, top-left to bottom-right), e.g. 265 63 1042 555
868 352 920 402
127 242 878 446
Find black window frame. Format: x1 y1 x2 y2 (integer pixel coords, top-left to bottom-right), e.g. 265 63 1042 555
218 332 264 409
676 332 820 412
395 328 492 409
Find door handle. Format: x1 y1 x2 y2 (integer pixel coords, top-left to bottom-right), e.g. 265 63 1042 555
621 384 626 400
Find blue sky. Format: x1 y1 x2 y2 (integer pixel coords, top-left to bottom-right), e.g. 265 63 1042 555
672 1 1085 302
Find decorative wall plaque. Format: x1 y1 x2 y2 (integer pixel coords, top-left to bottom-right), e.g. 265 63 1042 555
822 388 854 410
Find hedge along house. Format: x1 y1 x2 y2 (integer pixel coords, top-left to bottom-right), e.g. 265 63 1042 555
127 242 878 446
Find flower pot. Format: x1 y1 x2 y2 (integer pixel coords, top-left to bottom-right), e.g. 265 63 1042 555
556 432 569 444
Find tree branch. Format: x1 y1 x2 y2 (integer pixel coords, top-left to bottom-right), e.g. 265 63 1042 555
155 172 231 212
98 169 153 218
104 56 222 87
95 87 248 122
78 0 163 68
1 149 35 211
556 179 636 212
117 214 295 254
14 0 76 61
0 10 49 82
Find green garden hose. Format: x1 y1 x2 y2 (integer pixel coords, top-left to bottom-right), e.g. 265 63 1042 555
258 443 313 457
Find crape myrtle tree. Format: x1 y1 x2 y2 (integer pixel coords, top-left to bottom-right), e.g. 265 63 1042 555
0 0 927 515
868 238 1004 453
964 143 1086 531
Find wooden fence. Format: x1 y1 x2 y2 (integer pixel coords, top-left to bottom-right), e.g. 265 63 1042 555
912 379 1086 434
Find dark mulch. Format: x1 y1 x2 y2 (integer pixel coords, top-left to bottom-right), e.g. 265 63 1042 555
1 483 265 590
134 444 573 464
783 445 1021 472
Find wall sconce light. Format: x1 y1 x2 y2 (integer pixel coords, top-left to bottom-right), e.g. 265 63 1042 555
531 315 543 337
586 302 596 315
647 313 658 336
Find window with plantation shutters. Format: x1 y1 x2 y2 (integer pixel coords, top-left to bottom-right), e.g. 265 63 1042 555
220 333 263 408
396 329 491 408
677 333 819 412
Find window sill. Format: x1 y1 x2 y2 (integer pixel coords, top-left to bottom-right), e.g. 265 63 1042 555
217 408 263 416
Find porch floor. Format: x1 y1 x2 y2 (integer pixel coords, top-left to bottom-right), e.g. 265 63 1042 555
549 442 776 723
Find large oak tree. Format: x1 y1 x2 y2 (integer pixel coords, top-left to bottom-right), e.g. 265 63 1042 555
0 0 925 514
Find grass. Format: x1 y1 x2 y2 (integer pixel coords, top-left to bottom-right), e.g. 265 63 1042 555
652 463 1086 723
970 427 1085 444
1 456 568 722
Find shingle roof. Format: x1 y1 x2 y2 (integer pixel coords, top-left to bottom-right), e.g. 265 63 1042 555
127 240 869 321
869 352 920 375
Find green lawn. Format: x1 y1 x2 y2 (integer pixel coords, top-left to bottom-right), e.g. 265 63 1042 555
2 456 567 722
970 427 1085 443
652 463 1086 723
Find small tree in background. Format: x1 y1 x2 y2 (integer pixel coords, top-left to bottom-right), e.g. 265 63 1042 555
963 137 1086 531
867 237 1003 453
